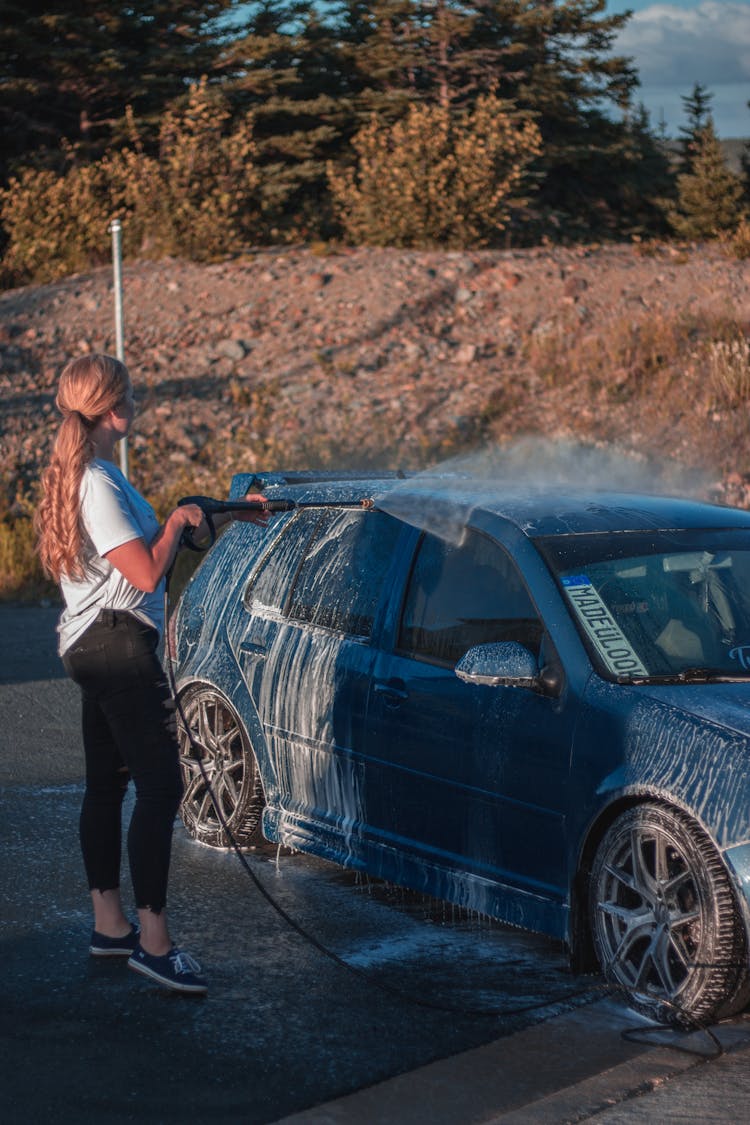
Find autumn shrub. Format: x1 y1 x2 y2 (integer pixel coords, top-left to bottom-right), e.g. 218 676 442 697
0 481 55 602
0 159 114 283
0 516 56 601
328 95 542 248
109 81 260 260
1 79 261 284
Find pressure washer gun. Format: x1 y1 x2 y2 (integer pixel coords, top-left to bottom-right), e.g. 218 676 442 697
177 494 374 550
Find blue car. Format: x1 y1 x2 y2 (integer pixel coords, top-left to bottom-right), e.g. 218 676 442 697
172 471 750 1026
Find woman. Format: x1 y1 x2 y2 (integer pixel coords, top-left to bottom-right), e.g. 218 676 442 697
36 353 262 994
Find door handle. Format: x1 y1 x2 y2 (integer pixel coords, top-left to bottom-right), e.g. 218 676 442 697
373 680 408 703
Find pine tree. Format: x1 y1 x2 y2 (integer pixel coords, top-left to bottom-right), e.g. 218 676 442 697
223 1 480 232
225 1 654 240
669 120 744 240
485 0 641 236
338 0 491 112
741 98 750 207
0 1 236 182
222 1 359 234
613 103 675 238
677 82 714 174
332 0 645 238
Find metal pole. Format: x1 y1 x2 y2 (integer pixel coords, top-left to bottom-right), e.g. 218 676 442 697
109 218 128 478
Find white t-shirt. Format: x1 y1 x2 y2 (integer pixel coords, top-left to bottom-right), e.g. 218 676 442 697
58 459 164 655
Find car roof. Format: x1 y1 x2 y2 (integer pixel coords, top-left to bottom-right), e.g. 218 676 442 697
230 472 750 538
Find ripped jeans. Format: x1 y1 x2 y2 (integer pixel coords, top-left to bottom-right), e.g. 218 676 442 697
62 610 183 913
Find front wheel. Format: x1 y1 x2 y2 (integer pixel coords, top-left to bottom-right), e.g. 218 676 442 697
589 803 749 1027
177 683 265 849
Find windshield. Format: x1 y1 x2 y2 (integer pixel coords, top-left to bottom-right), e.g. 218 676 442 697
537 529 750 682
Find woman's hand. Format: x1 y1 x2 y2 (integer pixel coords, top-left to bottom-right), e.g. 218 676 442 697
236 492 270 527
104 503 210 592
172 502 210 544
205 493 272 537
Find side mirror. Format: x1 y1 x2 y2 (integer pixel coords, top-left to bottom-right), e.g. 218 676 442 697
455 641 560 695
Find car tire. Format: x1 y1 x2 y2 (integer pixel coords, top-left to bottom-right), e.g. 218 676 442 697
177 683 265 849
589 803 750 1027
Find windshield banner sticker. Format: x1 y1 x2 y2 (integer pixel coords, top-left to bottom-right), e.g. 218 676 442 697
729 645 750 670
562 575 648 677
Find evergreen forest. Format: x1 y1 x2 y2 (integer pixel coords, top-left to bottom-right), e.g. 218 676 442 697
1 1 749 283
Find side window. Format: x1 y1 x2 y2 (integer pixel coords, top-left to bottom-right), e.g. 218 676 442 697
244 509 323 612
398 530 543 666
288 510 402 637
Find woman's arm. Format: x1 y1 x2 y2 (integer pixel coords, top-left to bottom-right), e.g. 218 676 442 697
104 503 207 593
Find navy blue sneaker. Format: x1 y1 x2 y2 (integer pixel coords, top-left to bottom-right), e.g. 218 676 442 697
128 944 208 994
90 925 140 957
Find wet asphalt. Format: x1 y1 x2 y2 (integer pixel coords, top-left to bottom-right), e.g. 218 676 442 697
0 605 607 1123
5 605 750 1123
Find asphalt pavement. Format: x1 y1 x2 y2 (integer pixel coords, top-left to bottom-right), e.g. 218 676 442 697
2 604 750 1124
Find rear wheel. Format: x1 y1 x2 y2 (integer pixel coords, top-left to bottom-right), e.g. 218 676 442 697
589 804 749 1027
177 683 265 849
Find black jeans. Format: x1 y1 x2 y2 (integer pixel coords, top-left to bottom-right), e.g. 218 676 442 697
62 610 183 913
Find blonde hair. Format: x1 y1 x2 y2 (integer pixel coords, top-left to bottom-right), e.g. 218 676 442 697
35 353 130 581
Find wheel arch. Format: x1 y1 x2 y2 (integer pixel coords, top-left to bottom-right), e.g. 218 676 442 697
569 789 718 973
175 673 278 806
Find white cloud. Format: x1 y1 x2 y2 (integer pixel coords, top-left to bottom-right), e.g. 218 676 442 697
616 1 750 85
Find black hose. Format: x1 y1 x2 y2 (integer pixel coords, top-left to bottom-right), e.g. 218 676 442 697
162 570 604 1018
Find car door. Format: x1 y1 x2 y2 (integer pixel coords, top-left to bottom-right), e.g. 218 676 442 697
366 528 579 899
241 506 403 841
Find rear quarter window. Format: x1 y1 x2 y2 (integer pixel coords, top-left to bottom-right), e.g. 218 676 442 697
244 509 323 613
288 509 402 637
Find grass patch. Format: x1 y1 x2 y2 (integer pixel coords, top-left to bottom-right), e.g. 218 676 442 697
523 309 748 403
724 219 750 261
706 337 750 406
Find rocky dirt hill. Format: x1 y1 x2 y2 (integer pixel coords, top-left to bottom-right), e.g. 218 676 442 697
2 242 750 516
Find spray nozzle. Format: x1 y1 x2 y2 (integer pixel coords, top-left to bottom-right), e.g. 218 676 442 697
176 494 375 551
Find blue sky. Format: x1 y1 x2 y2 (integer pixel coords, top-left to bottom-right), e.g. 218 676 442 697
607 1 750 137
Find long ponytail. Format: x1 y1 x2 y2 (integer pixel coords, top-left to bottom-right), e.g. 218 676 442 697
35 354 130 582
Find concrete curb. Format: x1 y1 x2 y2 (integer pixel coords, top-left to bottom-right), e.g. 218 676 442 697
274 1001 750 1125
